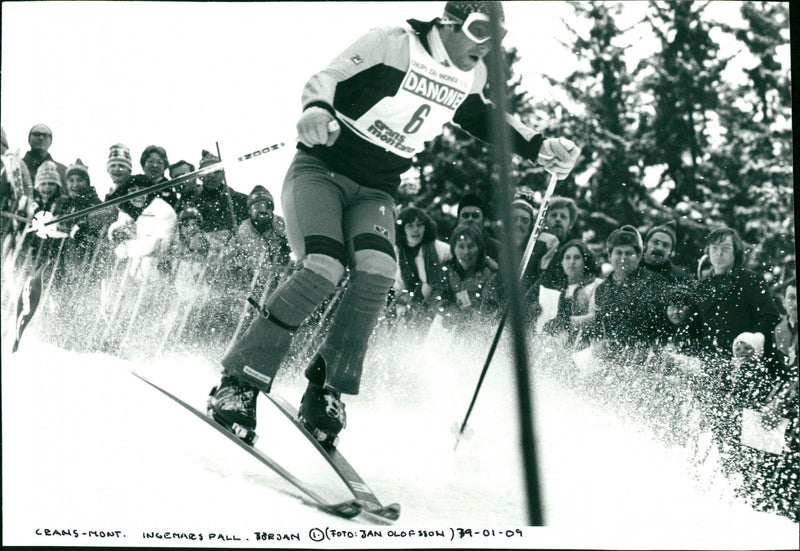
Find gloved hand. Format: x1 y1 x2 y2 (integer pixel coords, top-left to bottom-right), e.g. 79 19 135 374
114 242 129 259
297 107 341 147
538 137 580 180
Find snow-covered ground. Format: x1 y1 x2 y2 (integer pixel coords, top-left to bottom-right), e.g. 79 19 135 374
2 314 797 550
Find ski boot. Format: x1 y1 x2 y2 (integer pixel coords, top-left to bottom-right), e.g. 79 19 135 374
208 375 259 445
298 382 346 449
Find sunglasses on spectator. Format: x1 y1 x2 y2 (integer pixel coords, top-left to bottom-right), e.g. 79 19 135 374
31 131 51 138
459 211 482 220
443 12 506 44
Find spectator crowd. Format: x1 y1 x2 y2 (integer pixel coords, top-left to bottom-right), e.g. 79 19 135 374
1 123 797 524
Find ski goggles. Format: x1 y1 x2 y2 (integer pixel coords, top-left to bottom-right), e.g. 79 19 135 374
443 12 507 44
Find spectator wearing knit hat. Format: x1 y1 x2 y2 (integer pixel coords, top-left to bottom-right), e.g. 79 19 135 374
185 150 248 234
225 185 291 290
642 220 689 283
457 192 501 266
22 124 67 184
32 160 65 214
591 224 672 349
105 143 133 198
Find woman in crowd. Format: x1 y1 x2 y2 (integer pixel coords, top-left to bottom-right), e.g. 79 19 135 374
393 206 450 325
527 238 603 347
106 174 177 282
433 224 500 329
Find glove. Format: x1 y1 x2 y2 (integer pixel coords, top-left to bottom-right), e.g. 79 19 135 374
297 107 341 147
114 242 129 259
538 137 580 180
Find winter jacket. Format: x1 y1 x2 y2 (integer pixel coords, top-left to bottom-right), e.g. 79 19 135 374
434 258 500 328
297 18 542 197
109 196 177 281
185 187 249 233
531 275 603 346
228 217 291 281
683 267 781 361
22 150 66 184
394 238 450 301
592 266 672 348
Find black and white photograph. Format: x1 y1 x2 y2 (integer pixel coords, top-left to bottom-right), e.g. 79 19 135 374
1 1 797 548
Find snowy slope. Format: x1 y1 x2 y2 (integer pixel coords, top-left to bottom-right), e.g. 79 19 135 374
2 323 798 549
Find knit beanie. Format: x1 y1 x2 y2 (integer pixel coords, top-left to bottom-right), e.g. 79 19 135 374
140 145 169 168
179 205 204 225
247 185 273 209
458 193 485 217
645 220 678 249
443 1 503 23
511 198 535 221
65 159 90 185
606 224 643 254
107 143 132 171
198 149 220 169
35 160 61 188
733 332 765 358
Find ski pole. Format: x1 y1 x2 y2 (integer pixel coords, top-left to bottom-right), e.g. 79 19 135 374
454 170 558 449
41 139 290 230
42 121 340 232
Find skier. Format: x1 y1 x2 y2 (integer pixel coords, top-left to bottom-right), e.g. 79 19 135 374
208 0 581 447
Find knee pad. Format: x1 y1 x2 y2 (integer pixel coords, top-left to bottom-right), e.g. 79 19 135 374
265 266 336 328
303 252 346 285
353 247 397 281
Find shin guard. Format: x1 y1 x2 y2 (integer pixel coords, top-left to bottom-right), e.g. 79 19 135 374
222 267 336 391
316 271 394 395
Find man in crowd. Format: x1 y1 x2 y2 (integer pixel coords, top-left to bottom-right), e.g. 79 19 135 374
105 143 133 199
167 160 199 214
22 124 66 183
642 221 689 283
593 225 671 351
187 150 248 234
207 0 580 448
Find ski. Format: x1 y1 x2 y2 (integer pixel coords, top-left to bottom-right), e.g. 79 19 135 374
262 393 401 522
130 372 363 520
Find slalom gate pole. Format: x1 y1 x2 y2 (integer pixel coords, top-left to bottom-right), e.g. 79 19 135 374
42 138 289 230
462 2 546 526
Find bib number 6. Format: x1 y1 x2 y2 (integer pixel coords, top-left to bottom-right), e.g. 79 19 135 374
403 104 431 134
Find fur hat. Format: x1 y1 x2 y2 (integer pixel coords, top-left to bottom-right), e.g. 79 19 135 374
65 159 90 185
606 224 643 254
733 332 765 358
35 160 61 188
140 145 169 168
645 221 678 249
457 193 485 217
107 143 132 171
247 185 273 209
